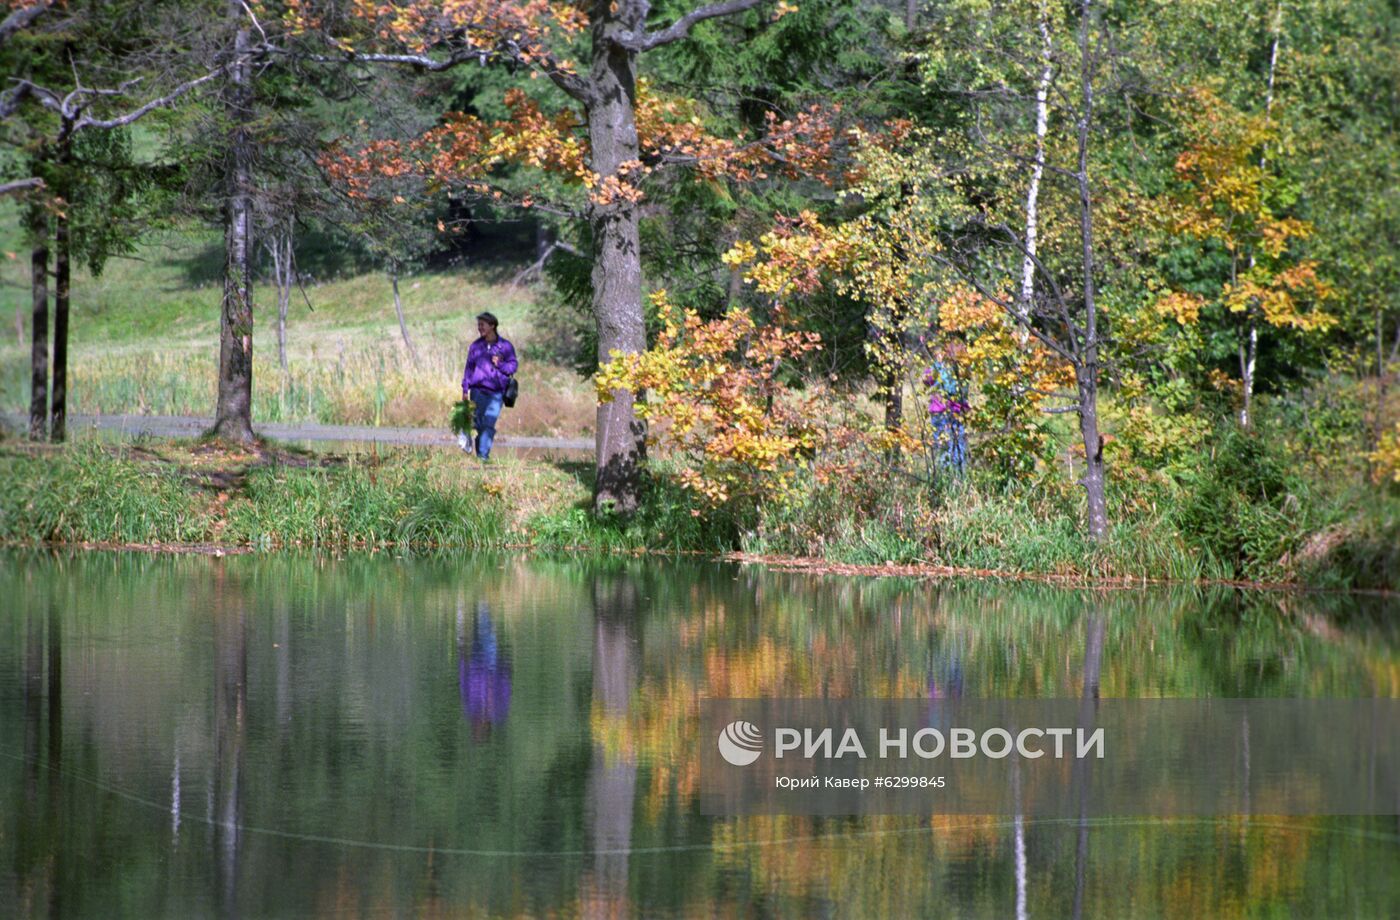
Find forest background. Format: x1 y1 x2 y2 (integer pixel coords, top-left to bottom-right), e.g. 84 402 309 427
0 0 1397 589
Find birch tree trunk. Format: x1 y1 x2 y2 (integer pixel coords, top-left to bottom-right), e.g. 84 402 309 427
1240 2 1283 428
1019 4 1053 337
212 0 255 443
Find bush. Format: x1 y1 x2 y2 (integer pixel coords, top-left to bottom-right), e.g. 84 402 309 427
1175 428 1306 581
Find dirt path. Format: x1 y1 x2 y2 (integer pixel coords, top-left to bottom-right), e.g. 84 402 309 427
1 413 592 451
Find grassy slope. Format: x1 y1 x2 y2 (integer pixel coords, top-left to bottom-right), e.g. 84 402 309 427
0 217 594 437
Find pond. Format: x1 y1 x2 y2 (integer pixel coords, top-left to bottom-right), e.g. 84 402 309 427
2 552 1398 917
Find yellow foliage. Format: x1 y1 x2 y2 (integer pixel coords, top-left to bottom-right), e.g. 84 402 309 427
1154 291 1205 326
1370 423 1400 485
1162 86 1335 336
596 294 829 509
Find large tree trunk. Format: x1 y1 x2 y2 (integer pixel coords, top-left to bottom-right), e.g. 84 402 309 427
211 1 255 443
51 184 70 442
28 201 48 441
587 2 647 514
1076 0 1107 540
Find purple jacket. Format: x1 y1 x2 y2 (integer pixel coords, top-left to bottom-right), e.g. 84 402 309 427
462 336 518 394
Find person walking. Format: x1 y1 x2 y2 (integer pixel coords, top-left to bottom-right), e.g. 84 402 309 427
460 311 517 460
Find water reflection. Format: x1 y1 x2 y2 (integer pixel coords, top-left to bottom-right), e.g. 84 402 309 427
459 601 512 738
584 573 642 918
0 552 1397 918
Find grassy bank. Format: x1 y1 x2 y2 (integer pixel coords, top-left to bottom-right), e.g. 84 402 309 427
2 436 1395 590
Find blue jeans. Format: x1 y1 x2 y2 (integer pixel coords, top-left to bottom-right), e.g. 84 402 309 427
931 415 967 472
469 388 504 459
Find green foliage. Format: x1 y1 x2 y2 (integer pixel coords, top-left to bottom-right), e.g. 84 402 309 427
449 399 473 436
1175 427 1307 580
527 462 739 554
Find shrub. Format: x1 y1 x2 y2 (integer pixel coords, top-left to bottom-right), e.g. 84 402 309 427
1175 428 1305 580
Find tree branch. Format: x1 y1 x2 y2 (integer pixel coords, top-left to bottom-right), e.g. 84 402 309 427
629 0 768 51
295 42 593 104
12 64 228 132
509 239 583 287
0 1 51 50
0 80 30 120
0 177 44 196
931 251 1080 366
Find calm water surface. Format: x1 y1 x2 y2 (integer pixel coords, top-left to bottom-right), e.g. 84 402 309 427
2 552 1398 918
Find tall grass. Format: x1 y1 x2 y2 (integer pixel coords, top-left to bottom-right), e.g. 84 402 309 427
0 445 512 551
0 444 211 545
225 463 510 549
745 467 1221 581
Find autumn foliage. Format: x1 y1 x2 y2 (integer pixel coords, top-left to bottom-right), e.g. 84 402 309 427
321 83 837 210
595 292 826 509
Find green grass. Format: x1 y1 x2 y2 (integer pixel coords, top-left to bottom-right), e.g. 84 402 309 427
226 463 509 550
0 439 1395 589
0 444 212 545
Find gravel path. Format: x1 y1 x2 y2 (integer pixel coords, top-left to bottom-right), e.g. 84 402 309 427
1 413 593 451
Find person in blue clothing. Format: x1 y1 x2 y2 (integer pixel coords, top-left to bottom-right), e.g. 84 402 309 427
460 311 518 460
924 354 969 472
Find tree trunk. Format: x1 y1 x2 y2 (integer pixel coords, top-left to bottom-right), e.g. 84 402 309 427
28 201 49 441
48 113 74 444
1372 309 1387 464
51 183 70 442
1239 319 1257 427
390 269 419 361
1019 5 1053 339
587 2 647 514
884 364 904 434
211 1 255 444
1076 0 1107 540
1240 5 1281 430
268 222 291 371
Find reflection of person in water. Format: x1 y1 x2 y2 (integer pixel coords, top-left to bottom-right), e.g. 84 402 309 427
925 636 965 731
458 601 512 737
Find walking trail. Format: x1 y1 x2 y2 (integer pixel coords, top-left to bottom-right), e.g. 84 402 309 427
1 413 593 452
